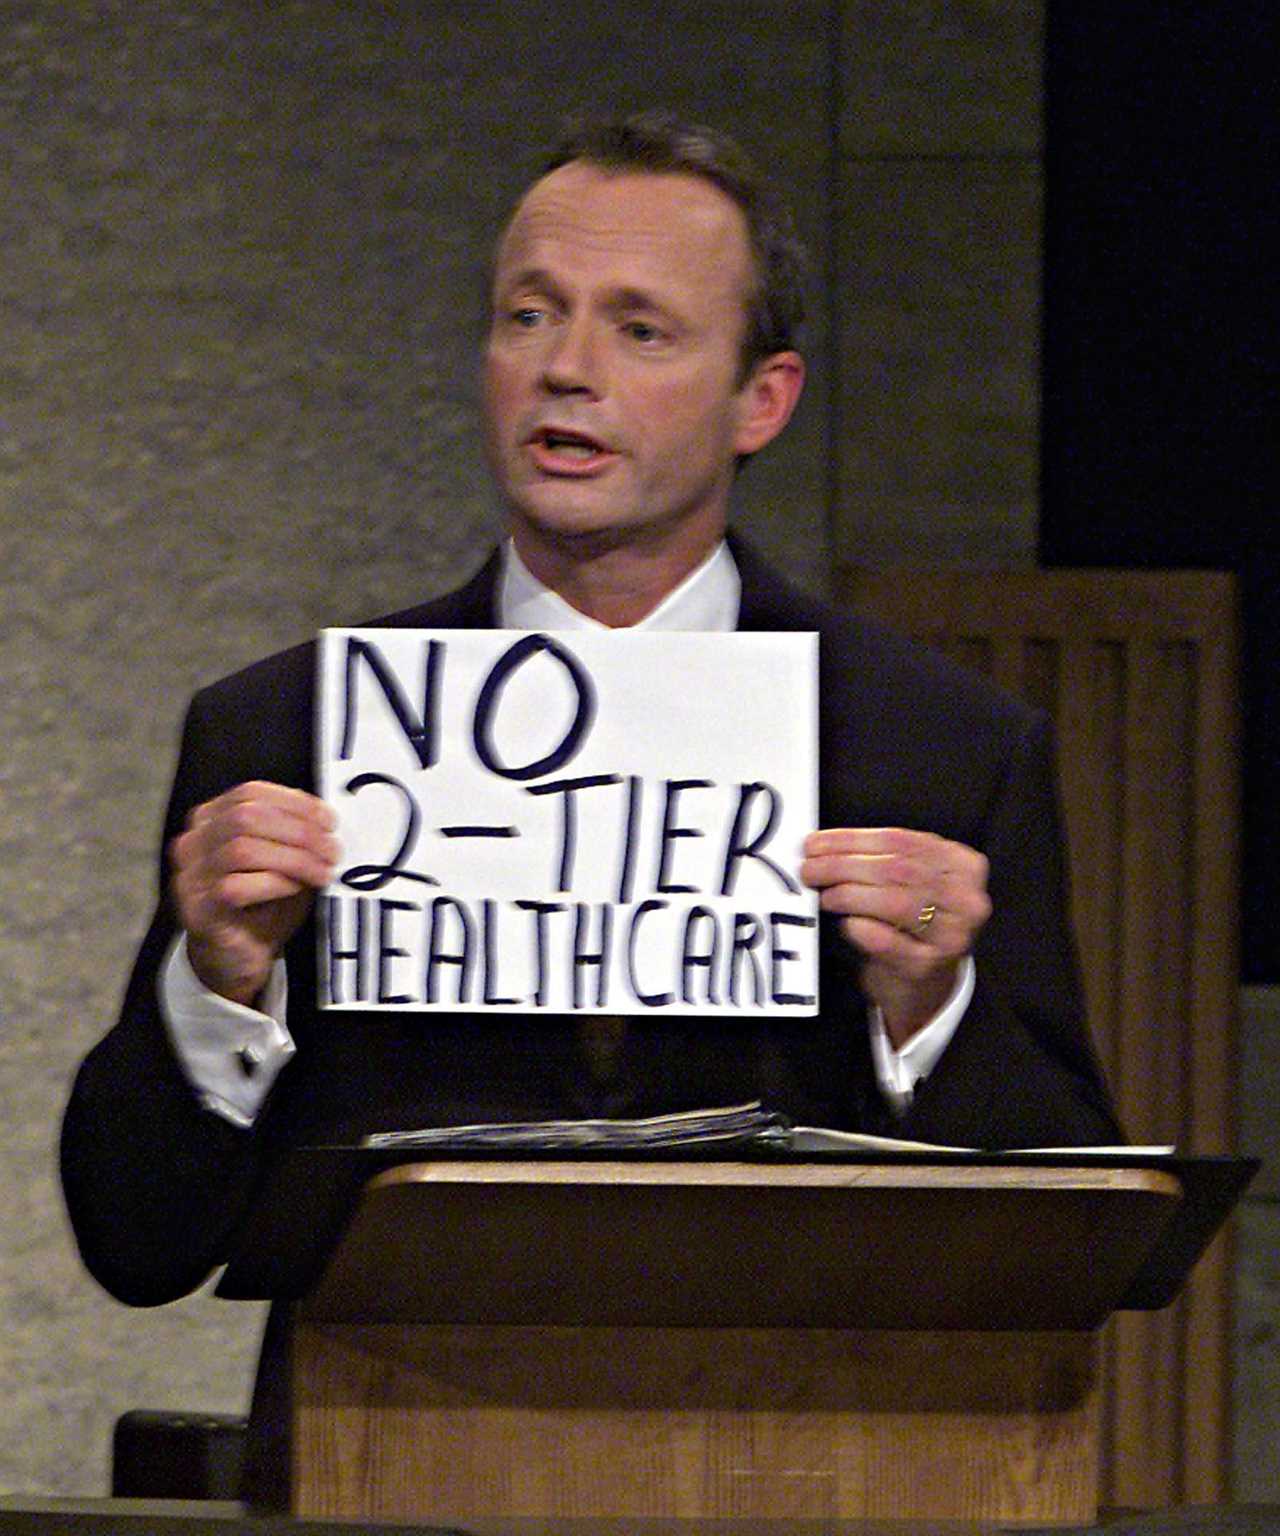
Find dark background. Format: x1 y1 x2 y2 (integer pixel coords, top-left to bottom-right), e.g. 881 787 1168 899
1041 1 1275 979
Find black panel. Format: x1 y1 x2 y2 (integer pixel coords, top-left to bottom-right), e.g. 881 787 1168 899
1041 3 1276 979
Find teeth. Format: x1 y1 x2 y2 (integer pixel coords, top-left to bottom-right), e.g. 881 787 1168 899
544 434 600 458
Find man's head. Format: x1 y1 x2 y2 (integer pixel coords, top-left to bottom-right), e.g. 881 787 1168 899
540 111 808 382
483 112 807 593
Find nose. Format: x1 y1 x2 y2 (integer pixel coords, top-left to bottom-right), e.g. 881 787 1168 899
540 315 602 396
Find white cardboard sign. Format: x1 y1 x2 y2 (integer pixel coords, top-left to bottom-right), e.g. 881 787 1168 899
316 627 818 1015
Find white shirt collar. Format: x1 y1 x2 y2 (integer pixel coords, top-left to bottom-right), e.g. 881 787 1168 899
499 538 741 633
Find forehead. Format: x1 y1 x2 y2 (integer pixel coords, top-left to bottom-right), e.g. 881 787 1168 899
494 163 753 308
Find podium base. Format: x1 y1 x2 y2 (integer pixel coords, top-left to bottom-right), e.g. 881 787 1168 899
292 1323 1099 1525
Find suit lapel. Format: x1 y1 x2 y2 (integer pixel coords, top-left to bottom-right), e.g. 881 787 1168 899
728 532 829 633
377 548 502 630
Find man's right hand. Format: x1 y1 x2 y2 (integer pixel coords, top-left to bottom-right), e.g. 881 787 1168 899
169 782 340 1008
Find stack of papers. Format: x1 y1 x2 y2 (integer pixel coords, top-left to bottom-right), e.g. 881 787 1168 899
363 1101 787 1152
363 1101 1173 1156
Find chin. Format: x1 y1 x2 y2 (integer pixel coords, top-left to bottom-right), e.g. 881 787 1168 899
524 517 640 554
513 491 635 540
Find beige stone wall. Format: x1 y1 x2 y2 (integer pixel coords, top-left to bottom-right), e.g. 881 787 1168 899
836 1 1044 566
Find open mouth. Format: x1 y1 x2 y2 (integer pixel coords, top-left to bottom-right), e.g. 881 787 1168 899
528 426 615 466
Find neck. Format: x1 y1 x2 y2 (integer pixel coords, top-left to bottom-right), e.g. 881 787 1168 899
510 523 724 627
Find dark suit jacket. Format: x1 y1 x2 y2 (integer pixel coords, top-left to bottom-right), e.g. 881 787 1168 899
61 537 1120 1504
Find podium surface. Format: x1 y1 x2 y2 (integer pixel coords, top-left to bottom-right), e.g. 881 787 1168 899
299 1158 1182 1331
283 1157 1213 1527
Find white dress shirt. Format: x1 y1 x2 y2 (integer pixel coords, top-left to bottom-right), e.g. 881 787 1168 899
162 539 970 1125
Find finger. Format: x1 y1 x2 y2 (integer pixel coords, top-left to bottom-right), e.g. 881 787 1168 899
207 868 316 911
192 784 336 844
803 834 988 905
826 870 989 933
170 806 338 935
802 826 952 884
179 867 313 927
801 849 912 892
805 824 976 856
803 827 904 859
204 832 337 888
841 915 942 976
171 820 338 889
934 864 991 929
824 889 973 956
179 788 340 876
802 844 966 903
204 780 335 822
805 826 986 869
815 876 930 932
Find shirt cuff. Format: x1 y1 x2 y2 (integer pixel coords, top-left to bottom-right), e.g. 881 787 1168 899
868 956 976 1115
159 933 296 1128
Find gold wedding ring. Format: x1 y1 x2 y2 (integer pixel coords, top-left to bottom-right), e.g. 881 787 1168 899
915 903 938 934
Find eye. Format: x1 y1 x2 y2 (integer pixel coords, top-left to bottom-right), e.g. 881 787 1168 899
622 318 664 344
510 306 543 329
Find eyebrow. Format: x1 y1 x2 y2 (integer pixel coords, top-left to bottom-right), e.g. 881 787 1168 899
607 285 670 315
495 268 674 318
493 266 563 300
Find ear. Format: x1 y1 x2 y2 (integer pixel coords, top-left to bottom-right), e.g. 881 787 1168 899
732 351 806 456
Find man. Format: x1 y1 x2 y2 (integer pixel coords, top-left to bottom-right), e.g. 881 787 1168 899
62 112 1120 1504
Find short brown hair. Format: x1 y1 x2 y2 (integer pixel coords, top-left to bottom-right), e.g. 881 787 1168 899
539 110 808 378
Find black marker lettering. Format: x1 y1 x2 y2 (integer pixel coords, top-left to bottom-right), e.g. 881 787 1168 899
572 902 613 1010
377 898 418 1004
728 912 766 1008
680 905 721 1006
720 782 800 896
425 896 474 1004
626 898 672 1007
326 894 369 1005
340 635 443 770
515 899 565 1006
473 633 596 781
340 772 437 890
481 898 520 1006
656 778 711 894
769 912 817 1006
616 774 642 903
526 773 621 891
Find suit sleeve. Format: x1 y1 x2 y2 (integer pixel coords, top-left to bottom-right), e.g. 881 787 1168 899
60 693 282 1305
857 711 1122 1148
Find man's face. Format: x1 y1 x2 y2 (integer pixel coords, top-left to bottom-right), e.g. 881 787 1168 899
483 162 764 562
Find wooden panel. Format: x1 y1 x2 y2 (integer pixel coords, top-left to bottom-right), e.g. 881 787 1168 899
1055 638 1125 1076
836 566 1242 1509
292 1324 1099 1524
1111 643 1192 1508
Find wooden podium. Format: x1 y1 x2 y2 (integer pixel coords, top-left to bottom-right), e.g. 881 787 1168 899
274 1155 1235 1526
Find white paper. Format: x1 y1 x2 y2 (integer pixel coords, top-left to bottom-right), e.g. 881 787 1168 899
316 627 818 1015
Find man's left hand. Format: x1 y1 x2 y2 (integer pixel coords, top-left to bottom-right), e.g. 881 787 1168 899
801 827 991 1048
